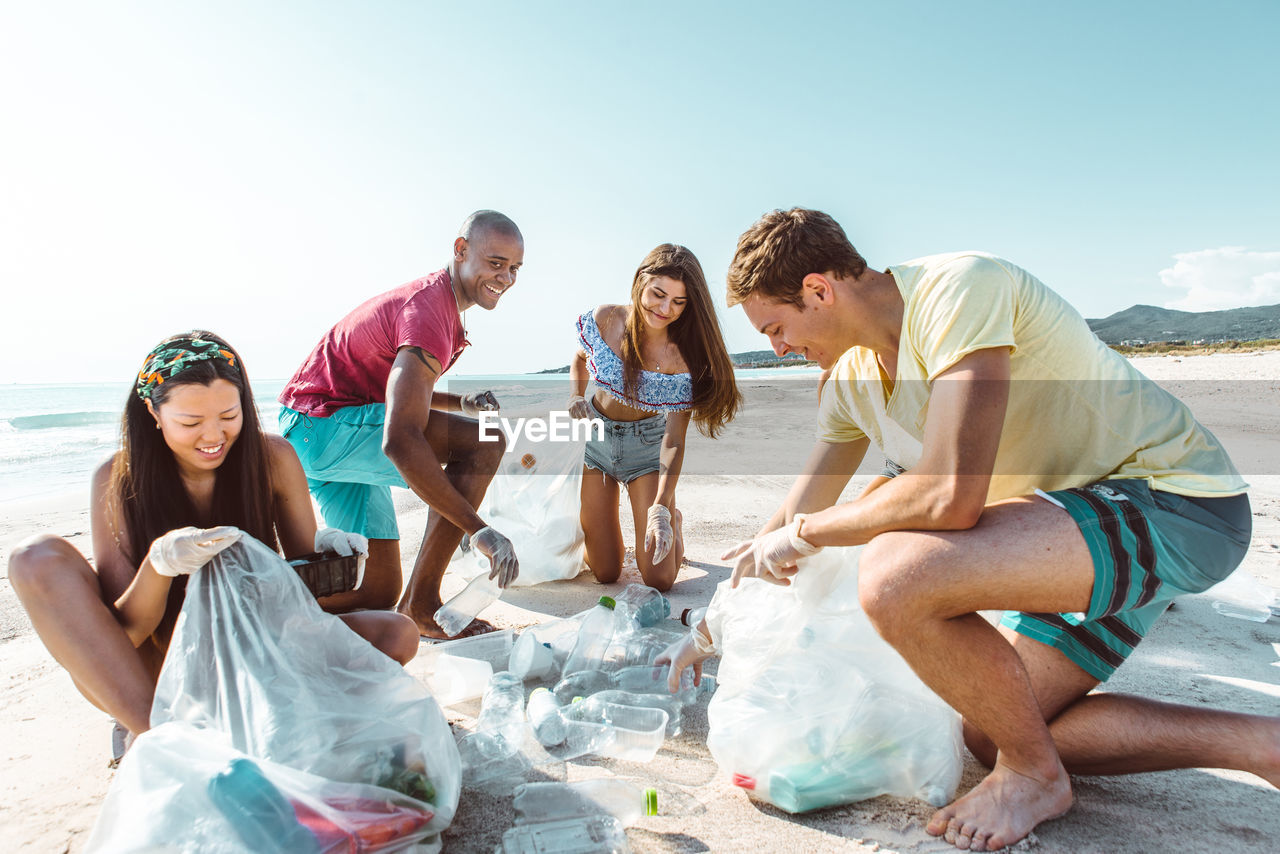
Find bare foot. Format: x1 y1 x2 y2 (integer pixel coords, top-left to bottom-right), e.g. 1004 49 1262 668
404 611 499 641
397 603 447 639
926 760 1072 851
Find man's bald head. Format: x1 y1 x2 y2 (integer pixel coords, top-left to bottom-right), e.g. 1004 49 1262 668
458 210 522 243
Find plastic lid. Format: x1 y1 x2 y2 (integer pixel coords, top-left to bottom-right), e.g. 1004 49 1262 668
644 787 658 816
531 687 550 697
731 773 756 790
598 596 617 609
571 696 584 704
680 607 694 625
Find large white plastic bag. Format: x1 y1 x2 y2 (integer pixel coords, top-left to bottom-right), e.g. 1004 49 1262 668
452 414 588 586
87 722 439 853
136 535 458 845
704 545 963 813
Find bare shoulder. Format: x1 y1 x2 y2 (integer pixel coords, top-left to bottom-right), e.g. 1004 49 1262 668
265 433 305 478
594 304 627 348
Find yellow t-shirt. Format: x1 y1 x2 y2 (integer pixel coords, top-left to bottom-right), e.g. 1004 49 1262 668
816 252 1246 499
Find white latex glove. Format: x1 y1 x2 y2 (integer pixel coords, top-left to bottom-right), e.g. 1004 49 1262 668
722 516 821 588
645 504 674 564
472 525 519 588
147 526 242 577
655 621 715 693
567 394 593 420
314 526 369 588
460 390 500 417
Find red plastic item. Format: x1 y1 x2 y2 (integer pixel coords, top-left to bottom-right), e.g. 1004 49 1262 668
732 773 757 790
291 798 434 853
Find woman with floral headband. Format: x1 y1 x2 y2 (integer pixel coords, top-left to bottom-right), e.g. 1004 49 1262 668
568 244 741 590
8 331 419 752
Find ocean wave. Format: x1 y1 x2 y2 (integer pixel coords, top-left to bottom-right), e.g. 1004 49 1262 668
6 411 119 430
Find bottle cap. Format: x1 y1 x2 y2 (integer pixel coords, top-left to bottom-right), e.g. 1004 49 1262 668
680 607 694 625
531 687 550 697
644 787 658 816
598 595 617 609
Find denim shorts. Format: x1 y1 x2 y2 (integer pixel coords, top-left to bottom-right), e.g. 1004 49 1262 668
1002 479 1251 681
582 397 666 484
278 405 406 540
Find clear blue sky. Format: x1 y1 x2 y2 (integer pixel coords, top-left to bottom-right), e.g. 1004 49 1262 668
3 0 1277 384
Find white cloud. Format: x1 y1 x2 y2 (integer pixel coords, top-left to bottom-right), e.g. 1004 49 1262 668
1160 247 1280 311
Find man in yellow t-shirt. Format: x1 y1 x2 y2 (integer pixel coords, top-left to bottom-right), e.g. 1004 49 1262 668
717 208 1273 851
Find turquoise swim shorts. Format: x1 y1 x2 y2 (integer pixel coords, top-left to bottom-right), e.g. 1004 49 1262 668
279 404 407 540
1002 479 1251 681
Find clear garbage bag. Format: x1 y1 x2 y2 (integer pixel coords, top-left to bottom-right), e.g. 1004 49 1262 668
704 545 963 813
87 722 440 853
88 535 460 852
453 414 589 586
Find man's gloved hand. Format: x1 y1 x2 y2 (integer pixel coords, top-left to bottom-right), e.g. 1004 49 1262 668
147 526 242 577
722 516 822 588
645 504 674 564
567 394 593 420
460 390 500 417
655 620 716 693
314 527 369 588
472 525 519 588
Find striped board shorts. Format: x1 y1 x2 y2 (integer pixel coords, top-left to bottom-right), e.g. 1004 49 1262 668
1002 479 1251 681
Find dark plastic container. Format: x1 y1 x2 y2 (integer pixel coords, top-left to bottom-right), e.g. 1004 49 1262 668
288 551 359 598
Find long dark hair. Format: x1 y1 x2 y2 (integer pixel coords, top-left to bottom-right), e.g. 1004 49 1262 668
621 245 742 438
108 331 278 566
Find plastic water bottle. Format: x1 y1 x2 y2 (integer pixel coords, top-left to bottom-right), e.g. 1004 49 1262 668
207 758 322 854
613 584 670 632
561 596 617 677
476 671 526 755
513 778 658 827
679 606 707 627
527 687 568 746
552 669 613 705
500 814 629 854
434 567 500 638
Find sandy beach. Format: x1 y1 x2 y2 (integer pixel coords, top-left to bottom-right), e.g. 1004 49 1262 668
1 351 1277 853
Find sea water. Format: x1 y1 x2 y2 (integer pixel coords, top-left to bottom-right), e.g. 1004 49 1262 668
0 367 818 507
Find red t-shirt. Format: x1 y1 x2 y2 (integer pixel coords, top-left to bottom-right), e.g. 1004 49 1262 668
279 269 469 417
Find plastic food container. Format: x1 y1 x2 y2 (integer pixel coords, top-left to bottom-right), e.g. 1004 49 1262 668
565 698 668 763
287 551 359 598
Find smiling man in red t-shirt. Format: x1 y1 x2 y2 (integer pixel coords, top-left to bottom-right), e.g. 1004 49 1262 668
279 210 524 637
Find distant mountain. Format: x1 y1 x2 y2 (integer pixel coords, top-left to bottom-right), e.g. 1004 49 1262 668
1086 303 1280 345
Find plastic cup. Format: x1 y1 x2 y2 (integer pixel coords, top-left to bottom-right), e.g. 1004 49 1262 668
425 654 493 706
511 631 557 680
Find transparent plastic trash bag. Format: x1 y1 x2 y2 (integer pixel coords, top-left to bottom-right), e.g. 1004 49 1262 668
89 535 461 851
704 545 963 813
87 722 439 853
452 411 589 586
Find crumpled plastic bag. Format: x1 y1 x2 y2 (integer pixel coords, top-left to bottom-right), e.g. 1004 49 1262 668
704 545 963 813
87 723 439 853
452 413 589 586
87 534 460 852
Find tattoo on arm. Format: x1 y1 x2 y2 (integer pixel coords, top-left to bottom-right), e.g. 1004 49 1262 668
404 347 440 376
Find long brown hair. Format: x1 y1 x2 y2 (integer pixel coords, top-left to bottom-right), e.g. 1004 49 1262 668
621 245 741 438
108 331 278 566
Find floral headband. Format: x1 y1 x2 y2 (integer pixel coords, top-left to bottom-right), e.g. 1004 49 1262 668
135 336 238 401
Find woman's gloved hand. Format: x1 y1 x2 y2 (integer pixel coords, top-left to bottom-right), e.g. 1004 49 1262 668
567 394 593 420
645 504 674 563
147 526 243 577
655 619 716 693
314 527 369 588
